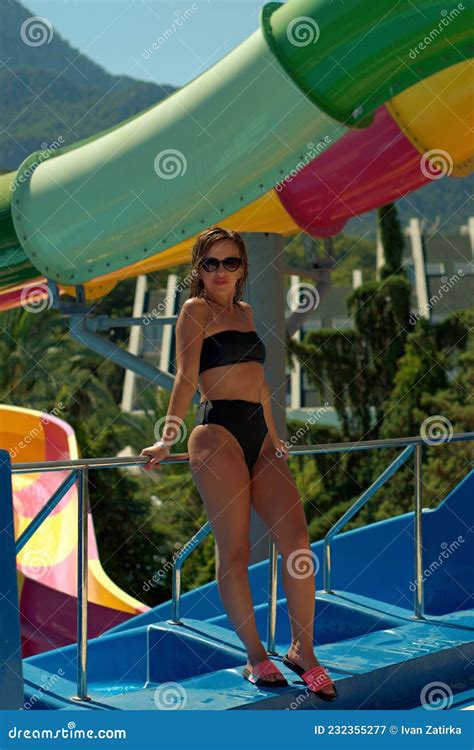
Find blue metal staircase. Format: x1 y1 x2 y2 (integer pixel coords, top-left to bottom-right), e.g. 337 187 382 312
2 440 473 711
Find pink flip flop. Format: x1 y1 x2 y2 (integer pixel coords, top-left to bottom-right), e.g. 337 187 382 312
282 654 338 701
242 658 288 687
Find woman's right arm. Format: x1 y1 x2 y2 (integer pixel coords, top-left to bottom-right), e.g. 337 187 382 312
140 298 207 470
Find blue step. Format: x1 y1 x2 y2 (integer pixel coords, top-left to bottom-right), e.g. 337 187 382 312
23 611 474 711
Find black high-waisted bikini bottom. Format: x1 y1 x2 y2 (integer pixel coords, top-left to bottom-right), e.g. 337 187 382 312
194 399 268 471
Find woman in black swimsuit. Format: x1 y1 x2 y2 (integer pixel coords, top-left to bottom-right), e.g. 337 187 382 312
140 226 337 700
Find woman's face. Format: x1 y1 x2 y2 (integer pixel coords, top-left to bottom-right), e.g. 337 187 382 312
199 239 244 296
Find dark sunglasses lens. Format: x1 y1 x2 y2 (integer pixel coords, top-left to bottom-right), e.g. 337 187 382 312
223 257 241 271
201 258 219 272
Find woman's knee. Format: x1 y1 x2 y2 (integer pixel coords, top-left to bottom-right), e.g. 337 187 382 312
217 545 250 573
275 528 311 559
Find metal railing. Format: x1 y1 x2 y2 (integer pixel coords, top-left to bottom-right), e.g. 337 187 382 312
7 431 473 698
10 452 187 702
168 432 474 654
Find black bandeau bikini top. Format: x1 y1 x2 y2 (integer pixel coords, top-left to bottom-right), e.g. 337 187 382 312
199 329 266 374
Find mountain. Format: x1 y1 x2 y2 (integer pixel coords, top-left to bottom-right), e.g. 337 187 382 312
0 0 176 168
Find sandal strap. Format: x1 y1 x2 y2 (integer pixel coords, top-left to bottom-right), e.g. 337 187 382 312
302 664 334 690
252 658 284 679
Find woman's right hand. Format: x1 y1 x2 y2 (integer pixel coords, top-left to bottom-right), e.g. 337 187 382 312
139 442 170 471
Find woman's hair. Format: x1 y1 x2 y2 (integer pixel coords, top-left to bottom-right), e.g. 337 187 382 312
188 225 249 303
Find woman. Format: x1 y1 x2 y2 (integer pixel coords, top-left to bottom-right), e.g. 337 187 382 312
140 226 337 700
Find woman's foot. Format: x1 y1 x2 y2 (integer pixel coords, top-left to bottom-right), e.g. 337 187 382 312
285 646 336 698
245 650 285 684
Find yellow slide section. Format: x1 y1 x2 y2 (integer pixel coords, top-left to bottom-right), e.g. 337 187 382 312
1 405 147 615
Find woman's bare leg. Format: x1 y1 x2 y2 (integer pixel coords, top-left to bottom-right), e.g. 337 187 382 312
249 433 336 696
188 424 281 681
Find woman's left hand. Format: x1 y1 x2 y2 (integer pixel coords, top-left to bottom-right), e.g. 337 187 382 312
272 437 289 461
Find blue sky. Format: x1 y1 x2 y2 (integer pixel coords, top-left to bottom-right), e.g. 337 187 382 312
26 1 265 87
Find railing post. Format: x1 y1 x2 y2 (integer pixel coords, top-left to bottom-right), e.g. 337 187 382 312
73 467 91 701
413 443 425 620
323 445 414 594
266 538 278 655
169 521 212 626
323 539 332 594
171 565 182 624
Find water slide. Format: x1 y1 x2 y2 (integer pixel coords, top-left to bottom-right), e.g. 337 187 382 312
0 0 473 653
1 406 148 656
0 0 472 311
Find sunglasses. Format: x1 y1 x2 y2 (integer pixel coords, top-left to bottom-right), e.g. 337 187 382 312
200 256 242 273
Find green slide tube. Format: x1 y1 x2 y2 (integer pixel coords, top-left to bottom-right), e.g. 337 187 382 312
9 0 473 286
261 0 473 127
11 26 346 285
0 99 169 289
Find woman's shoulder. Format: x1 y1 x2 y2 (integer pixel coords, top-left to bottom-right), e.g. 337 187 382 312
182 297 205 310
179 297 210 328
238 300 254 321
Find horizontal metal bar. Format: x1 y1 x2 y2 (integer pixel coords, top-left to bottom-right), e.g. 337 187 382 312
85 315 178 331
288 431 474 456
10 454 189 474
15 470 79 554
8 431 474 474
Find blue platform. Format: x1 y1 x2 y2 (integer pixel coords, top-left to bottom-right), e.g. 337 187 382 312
20 469 474 711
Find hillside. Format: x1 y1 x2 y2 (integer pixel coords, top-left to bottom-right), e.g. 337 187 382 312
0 0 176 168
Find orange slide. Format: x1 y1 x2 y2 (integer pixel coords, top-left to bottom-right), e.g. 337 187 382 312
0 405 148 656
